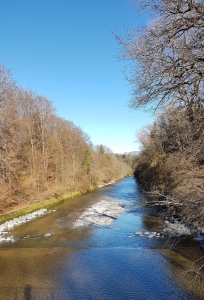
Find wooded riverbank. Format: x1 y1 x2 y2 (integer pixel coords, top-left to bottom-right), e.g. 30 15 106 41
0 64 133 214
0 178 128 225
117 0 204 238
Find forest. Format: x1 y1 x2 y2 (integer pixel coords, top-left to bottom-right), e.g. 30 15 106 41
0 64 132 212
118 0 204 228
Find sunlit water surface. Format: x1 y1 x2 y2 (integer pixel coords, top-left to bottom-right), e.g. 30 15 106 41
0 177 203 299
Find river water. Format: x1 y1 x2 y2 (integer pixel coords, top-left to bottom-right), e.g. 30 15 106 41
0 176 203 299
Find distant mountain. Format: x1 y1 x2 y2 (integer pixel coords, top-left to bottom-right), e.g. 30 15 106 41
124 151 140 156
116 151 140 156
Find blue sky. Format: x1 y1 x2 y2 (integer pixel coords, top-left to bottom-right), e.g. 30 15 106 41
0 0 153 153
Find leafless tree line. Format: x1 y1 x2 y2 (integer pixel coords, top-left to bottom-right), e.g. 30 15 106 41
0 64 132 211
115 1 204 292
116 0 204 224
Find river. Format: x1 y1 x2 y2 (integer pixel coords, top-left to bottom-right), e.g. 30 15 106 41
0 176 203 299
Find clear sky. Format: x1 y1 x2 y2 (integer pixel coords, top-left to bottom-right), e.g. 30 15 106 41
0 0 154 153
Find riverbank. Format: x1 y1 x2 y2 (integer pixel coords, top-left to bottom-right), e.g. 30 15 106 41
0 191 83 225
141 192 204 254
141 187 202 234
0 179 122 225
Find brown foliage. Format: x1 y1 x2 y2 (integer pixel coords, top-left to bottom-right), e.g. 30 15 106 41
116 0 204 226
134 105 204 226
0 64 132 210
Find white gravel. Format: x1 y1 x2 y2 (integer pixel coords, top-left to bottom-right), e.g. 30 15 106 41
163 220 192 236
0 208 56 243
73 198 125 228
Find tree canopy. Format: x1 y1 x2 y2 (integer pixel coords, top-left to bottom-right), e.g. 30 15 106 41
117 0 204 115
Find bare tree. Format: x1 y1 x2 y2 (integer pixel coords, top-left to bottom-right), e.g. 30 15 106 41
0 64 132 209
117 0 204 116
0 64 16 107
0 65 20 205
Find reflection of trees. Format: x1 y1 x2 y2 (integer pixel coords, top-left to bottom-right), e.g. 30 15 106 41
161 248 204 298
142 215 163 232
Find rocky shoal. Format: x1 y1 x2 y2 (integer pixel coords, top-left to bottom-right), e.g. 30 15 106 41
73 197 125 228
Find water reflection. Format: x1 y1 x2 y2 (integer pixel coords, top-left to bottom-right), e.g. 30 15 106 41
142 214 164 232
0 248 201 300
0 177 203 299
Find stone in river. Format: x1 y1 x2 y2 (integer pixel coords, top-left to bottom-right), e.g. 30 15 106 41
135 232 142 236
44 233 52 237
148 234 154 238
144 231 150 235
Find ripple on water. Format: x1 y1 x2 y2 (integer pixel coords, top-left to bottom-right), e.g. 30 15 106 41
0 177 202 299
0 247 200 300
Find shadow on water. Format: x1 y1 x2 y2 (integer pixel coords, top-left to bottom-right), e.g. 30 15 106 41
24 284 32 300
